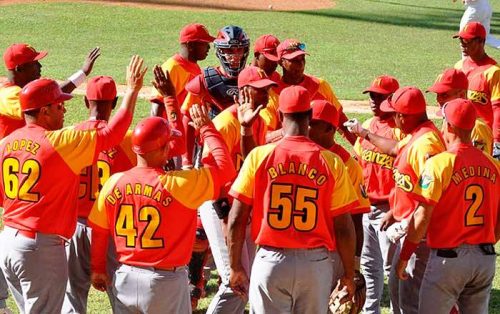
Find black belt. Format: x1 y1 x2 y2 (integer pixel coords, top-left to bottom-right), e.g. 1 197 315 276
436 244 495 258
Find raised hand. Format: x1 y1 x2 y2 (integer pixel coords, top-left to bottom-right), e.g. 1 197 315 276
81 47 101 76
152 65 176 98
126 55 148 93
188 104 212 130
236 87 264 128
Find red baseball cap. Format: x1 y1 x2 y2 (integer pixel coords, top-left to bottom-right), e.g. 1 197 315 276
179 23 215 43
427 68 468 94
453 22 486 40
20 78 73 112
277 39 309 60
311 100 339 127
4 43 47 70
86 76 117 101
238 66 278 89
132 116 181 154
279 86 311 113
363 75 400 95
440 98 476 130
254 34 280 62
380 86 426 115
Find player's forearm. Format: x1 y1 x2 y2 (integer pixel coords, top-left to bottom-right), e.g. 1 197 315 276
334 213 357 279
90 227 109 274
182 116 195 167
364 132 398 156
228 199 251 271
165 96 186 157
240 127 257 158
338 112 357 145
97 108 132 151
406 203 433 244
352 213 364 259
201 124 236 184
119 88 140 114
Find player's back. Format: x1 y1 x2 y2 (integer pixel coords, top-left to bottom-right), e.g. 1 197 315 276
238 135 357 250
420 144 499 248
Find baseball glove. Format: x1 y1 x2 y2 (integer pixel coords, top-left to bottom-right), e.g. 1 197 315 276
329 271 366 314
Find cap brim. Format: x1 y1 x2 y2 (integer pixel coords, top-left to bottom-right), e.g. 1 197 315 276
180 35 216 43
281 50 308 60
248 79 278 89
426 83 451 94
379 99 396 113
261 52 279 62
362 87 391 95
34 50 48 61
453 32 475 39
56 93 73 103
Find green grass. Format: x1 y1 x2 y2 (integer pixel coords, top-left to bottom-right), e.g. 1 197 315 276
1 0 500 312
0 0 499 101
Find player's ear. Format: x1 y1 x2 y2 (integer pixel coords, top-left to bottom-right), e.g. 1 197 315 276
112 97 118 109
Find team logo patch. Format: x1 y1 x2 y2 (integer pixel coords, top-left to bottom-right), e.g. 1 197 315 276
419 174 433 189
226 87 239 96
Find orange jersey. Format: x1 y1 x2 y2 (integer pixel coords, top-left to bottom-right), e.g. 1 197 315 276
329 143 370 214
76 120 136 218
0 83 25 139
455 56 500 139
410 143 499 248
0 109 131 239
391 121 445 221
88 166 219 269
258 89 280 131
354 117 400 203
230 136 359 251
203 104 267 173
151 53 202 113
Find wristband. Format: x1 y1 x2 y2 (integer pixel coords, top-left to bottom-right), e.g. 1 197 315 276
241 126 253 136
68 70 87 87
400 238 419 261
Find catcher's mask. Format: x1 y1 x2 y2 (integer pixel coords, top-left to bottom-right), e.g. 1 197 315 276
214 25 250 78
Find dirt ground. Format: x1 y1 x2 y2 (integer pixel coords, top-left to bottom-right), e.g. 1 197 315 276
0 0 335 11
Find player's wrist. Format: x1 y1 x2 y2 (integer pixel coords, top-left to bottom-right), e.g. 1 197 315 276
240 126 253 136
400 238 419 261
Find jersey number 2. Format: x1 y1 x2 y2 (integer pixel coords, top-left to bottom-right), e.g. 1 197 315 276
115 204 164 248
464 185 484 227
268 183 318 232
2 158 40 202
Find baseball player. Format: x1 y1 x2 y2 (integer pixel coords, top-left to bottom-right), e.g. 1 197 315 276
0 55 146 313
150 23 215 118
200 65 277 314
427 68 493 154
353 75 400 314
396 98 499 314
453 22 500 159
228 86 359 313
454 0 500 49
0 44 100 139
263 38 356 144
181 25 249 168
88 105 235 314
347 86 446 314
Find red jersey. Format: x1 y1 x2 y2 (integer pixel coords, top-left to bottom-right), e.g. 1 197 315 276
411 143 499 248
0 109 132 239
354 117 400 203
88 166 219 270
230 136 358 251
0 83 25 139
391 121 445 221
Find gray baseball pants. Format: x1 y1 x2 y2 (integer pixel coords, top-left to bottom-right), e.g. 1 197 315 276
249 246 334 314
361 203 397 314
388 238 429 314
112 264 191 314
419 244 496 314
199 200 255 314
0 266 8 309
0 226 68 314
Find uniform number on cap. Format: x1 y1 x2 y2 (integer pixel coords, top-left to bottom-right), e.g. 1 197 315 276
115 204 164 249
268 183 318 232
2 157 41 202
464 184 484 227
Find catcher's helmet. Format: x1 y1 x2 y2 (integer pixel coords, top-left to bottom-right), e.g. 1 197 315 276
214 25 249 78
132 116 180 154
20 78 72 112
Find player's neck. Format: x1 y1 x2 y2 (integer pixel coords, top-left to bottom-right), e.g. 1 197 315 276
282 72 304 85
469 51 488 63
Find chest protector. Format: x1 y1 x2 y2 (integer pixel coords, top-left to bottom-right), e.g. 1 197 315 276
204 67 238 112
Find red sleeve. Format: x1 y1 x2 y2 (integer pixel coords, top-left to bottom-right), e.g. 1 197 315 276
164 96 186 157
89 224 109 274
493 100 500 142
200 123 236 185
182 115 196 167
95 108 132 155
